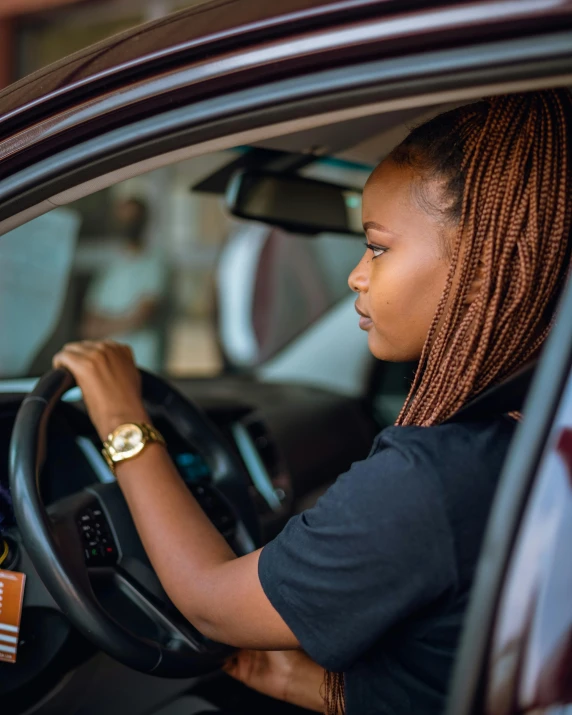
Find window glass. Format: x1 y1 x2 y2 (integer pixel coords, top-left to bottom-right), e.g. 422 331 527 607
0 149 367 379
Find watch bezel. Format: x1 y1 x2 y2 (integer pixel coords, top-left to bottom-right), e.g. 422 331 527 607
107 423 146 461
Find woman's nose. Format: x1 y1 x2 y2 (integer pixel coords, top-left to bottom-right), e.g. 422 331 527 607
348 253 369 293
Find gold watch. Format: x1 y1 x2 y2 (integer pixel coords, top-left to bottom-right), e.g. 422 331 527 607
102 422 165 475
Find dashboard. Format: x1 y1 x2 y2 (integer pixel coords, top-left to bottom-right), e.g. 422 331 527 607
0 378 377 547
0 402 285 544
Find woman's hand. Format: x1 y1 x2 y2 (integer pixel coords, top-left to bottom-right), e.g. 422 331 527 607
52 340 150 441
223 649 326 713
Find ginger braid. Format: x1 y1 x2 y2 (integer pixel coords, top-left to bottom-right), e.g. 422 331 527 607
396 89 572 426
323 89 572 714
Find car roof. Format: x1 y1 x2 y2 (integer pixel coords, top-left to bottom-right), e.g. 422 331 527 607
0 0 389 127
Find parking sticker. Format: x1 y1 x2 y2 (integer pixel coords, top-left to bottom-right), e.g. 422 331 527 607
0 569 26 664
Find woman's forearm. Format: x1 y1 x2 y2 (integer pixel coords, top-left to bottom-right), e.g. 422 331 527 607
113 441 238 626
52 341 300 651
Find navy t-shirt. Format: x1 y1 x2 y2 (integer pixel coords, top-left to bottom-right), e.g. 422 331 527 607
258 416 517 715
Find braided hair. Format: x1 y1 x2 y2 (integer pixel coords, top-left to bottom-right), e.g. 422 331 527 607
396 90 572 425
323 89 572 714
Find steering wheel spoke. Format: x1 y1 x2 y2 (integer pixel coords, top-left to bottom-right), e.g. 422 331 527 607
112 567 226 657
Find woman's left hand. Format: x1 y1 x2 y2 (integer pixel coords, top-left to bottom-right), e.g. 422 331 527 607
52 340 150 441
223 649 326 713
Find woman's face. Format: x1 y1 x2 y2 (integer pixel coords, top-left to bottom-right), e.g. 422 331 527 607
348 158 456 362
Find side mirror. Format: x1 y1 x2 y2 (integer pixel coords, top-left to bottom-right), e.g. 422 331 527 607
225 169 363 236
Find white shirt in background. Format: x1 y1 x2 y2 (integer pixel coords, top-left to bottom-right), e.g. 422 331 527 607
86 249 166 371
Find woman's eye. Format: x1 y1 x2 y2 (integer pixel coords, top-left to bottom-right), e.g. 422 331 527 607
364 242 387 259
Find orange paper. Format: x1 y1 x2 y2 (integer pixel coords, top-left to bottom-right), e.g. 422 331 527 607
0 569 26 664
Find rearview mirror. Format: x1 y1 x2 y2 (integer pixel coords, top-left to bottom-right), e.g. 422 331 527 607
225 169 363 236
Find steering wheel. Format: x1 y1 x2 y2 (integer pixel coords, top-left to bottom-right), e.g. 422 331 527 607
9 368 261 677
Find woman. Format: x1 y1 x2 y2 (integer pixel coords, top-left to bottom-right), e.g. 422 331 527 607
54 90 572 715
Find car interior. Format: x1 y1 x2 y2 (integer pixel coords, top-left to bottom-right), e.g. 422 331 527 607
0 84 563 715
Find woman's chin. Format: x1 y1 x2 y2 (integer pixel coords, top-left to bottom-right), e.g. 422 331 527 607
367 331 414 362
367 331 390 360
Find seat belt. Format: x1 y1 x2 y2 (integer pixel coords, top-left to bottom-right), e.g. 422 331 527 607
444 360 537 424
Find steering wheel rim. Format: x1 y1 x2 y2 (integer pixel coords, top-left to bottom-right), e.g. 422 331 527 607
9 368 261 677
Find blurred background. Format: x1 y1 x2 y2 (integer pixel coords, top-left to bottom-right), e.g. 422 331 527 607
0 0 205 88
0 0 370 381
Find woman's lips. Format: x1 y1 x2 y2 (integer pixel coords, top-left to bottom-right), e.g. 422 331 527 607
355 303 374 330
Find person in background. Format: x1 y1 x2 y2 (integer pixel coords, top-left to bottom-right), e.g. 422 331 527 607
81 197 166 371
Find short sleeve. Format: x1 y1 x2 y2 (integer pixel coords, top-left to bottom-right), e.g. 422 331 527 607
258 427 458 672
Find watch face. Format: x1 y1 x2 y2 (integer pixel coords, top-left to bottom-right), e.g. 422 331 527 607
111 424 144 457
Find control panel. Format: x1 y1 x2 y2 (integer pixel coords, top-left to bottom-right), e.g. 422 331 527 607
77 505 118 567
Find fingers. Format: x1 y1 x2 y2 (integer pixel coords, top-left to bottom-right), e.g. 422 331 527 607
221 653 238 676
52 340 134 372
50 341 145 440
52 343 90 373
222 649 256 684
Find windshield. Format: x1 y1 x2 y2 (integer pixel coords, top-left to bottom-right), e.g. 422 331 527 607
0 149 369 380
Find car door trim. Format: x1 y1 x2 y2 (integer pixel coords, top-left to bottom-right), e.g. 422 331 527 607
2 0 570 139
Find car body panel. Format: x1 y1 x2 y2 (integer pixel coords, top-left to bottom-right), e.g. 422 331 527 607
486 389 572 713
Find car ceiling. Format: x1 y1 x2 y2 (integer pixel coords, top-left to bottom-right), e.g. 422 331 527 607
187 102 467 196
252 101 462 165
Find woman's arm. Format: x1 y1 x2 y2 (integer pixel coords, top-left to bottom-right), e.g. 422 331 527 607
53 340 299 650
111 440 299 648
